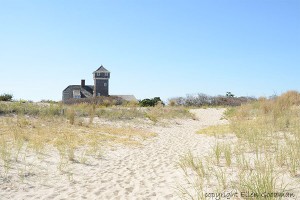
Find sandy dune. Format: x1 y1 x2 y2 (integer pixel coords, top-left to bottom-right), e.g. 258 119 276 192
1 108 227 199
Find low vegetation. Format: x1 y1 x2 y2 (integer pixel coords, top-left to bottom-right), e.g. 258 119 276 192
169 93 256 107
63 96 124 106
139 97 164 107
0 112 156 180
0 94 13 102
0 100 194 183
197 124 231 136
0 101 193 122
179 90 300 199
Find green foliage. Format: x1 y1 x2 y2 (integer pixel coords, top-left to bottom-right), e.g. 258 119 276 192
226 92 235 98
0 94 13 101
139 97 163 107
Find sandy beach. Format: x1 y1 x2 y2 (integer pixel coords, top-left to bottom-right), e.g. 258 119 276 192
1 107 299 200
0 108 227 199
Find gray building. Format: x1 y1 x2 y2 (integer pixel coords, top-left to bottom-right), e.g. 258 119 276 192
93 65 110 97
62 65 136 102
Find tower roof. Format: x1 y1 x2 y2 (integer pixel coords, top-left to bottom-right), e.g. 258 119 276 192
93 65 110 73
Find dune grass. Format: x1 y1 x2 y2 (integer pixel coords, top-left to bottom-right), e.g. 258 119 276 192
0 101 192 183
0 101 194 122
197 124 231 136
0 102 164 182
0 115 155 168
179 91 300 199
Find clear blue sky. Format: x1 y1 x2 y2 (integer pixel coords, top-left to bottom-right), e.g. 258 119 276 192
0 0 299 102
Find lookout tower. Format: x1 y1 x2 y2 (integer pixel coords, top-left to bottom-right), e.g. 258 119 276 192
93 65 110 97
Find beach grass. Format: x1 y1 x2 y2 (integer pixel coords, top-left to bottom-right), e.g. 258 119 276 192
0 101 194 182
0 102 165 181
180 91 300 199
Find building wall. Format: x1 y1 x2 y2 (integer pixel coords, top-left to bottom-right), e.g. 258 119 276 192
62 86 74 102
94 79 109 96
62 85 94 102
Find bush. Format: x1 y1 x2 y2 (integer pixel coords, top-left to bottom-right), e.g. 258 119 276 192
40 99 58 103
169 93 256 107
0 94 13 101
139 97 164 107
276 90 300 111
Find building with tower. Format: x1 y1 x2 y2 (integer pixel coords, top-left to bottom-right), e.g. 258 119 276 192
62 65 136 102
93 65 110 97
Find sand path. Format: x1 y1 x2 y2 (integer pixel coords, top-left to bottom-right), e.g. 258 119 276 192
86 108 227 199
3 108 227 200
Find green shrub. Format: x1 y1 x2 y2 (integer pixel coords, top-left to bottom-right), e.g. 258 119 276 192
139 97 164 107
0 94 13 101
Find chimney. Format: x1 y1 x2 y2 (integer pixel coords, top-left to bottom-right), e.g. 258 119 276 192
81 79 85 87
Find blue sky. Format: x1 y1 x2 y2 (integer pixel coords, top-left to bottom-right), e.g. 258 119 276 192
0 0 299 102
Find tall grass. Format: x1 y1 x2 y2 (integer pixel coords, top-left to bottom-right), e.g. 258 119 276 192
213 143 222 165
238 161 285 200
224 144 232 167
0 101 194 123
0 102 158 182
0 136 12 178
177 152 207 200
179 91 300 199
230 91 300 177
0 102 62 116
1 116 155 179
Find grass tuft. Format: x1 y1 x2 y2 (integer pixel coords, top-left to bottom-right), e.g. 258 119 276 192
197 124 231 136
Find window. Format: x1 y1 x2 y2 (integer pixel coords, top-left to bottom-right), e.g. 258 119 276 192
97 72 100 76
73 90 81 99
104 83 107 87
105 72 108 76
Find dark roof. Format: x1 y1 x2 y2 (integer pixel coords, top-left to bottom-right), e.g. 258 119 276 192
94 65 110 73
63 85 94 94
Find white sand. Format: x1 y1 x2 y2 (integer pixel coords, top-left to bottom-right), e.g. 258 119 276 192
87 108 227 199
3 108 298 199
0 108 227 199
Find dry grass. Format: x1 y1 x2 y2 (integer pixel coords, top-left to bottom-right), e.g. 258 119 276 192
0 101 191 193
179 91 300 199
0 101 193 184
0 101 190 180
197 124 231 136
0 101 194 122
0 115 155 152
0 102 157 181
94 105 194 122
